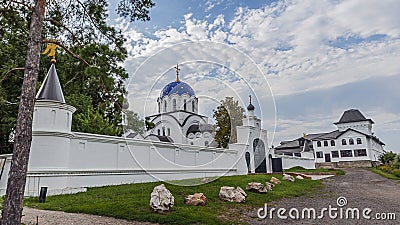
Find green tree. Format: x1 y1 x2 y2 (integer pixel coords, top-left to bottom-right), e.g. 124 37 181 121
213 97 245 148
0 0 154 224
75 107 121 136
124 110 145 134
145 116 155 131
379 151 397 165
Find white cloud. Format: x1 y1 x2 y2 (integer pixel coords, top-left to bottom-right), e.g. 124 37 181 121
118 0 400 149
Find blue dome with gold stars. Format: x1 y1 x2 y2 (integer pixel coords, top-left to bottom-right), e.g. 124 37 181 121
161 81 195 97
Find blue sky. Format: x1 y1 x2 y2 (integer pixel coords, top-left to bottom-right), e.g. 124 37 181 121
108 0 400 152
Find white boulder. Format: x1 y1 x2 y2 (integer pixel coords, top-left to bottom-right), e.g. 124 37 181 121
150 184 174 212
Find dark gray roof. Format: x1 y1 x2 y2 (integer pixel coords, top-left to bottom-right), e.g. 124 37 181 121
313 130 344 140
186 124 213 135
36 63 65 103
334 109 374 124
147 134 173 143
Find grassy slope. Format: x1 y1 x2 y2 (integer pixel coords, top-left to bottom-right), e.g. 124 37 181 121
24 174 323 224
369 167 400 181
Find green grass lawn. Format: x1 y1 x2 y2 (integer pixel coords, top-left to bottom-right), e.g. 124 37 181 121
24 174 323 224
284 166 345 175
369 167 400 181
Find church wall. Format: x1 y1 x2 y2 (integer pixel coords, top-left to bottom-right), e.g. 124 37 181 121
0 130 243 196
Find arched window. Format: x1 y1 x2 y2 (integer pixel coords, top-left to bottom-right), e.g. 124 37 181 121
331 140 335 146
357 138 362 144
164 101 167 112
157 129 160 135
167 128 170 136
162 127 165 136
349 138 354 145
173 99 177 111
205 141 209 146
342 139 347 145
192 101 195 112
317 141 321 147
184 99 187 111
324 140 328 146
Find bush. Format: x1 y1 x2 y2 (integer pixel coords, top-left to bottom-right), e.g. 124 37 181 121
378 165 394 173
393 154 400 169
392 169 400 178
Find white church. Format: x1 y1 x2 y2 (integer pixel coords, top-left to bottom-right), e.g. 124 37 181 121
145 65 215 147
0 62 316 196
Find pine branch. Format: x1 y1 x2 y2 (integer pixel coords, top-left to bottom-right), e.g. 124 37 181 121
1 67 25 83
44 18 82 45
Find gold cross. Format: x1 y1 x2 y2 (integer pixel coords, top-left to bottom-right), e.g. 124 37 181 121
174 64 180 82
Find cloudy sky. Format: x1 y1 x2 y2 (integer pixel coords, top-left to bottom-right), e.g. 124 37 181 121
109 0 400 152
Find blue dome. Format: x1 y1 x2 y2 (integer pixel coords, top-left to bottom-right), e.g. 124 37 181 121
161 81 195 97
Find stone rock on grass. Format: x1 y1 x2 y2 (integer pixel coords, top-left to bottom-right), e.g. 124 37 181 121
184 193 207 206
265 182 274 191
296 175 304 180
246 182 268 193
150 184 174 212
201 177 211 183
236 186 247 197
283 174 295 182
270 176 281 184
219 186 246 203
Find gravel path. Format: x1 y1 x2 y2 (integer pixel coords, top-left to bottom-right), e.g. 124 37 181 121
21 207 158 225
246 168 400 225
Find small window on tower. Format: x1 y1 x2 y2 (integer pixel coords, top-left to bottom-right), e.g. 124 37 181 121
184 99 187 111
192 101 195 112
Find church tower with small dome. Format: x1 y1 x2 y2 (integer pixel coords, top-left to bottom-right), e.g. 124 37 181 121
146 64 214 146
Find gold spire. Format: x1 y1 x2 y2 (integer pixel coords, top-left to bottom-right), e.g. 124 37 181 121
174 63 180 82
42 42 58 63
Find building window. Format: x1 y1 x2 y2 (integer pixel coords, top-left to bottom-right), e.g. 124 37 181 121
316 151 323 158
173 99 177 111
205 141 209 146
331 151 339 158
192 101 195 112
317 141 322 147
162 127 165 136
284 153 293 156
190 142 194 145
324 140 328 146
157 129 160 135
340 150 353 157
349 138 354 145
356 138 362 144
164 101 167 111
342 139 347 145
354 149 367 157
331 140 335 146
184 99 187 111
294 153 301 157
167 128 170 136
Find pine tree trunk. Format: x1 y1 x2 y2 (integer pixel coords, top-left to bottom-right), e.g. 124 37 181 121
1 0 46 224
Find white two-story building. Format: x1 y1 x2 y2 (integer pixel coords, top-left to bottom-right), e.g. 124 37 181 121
275 109 385 168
